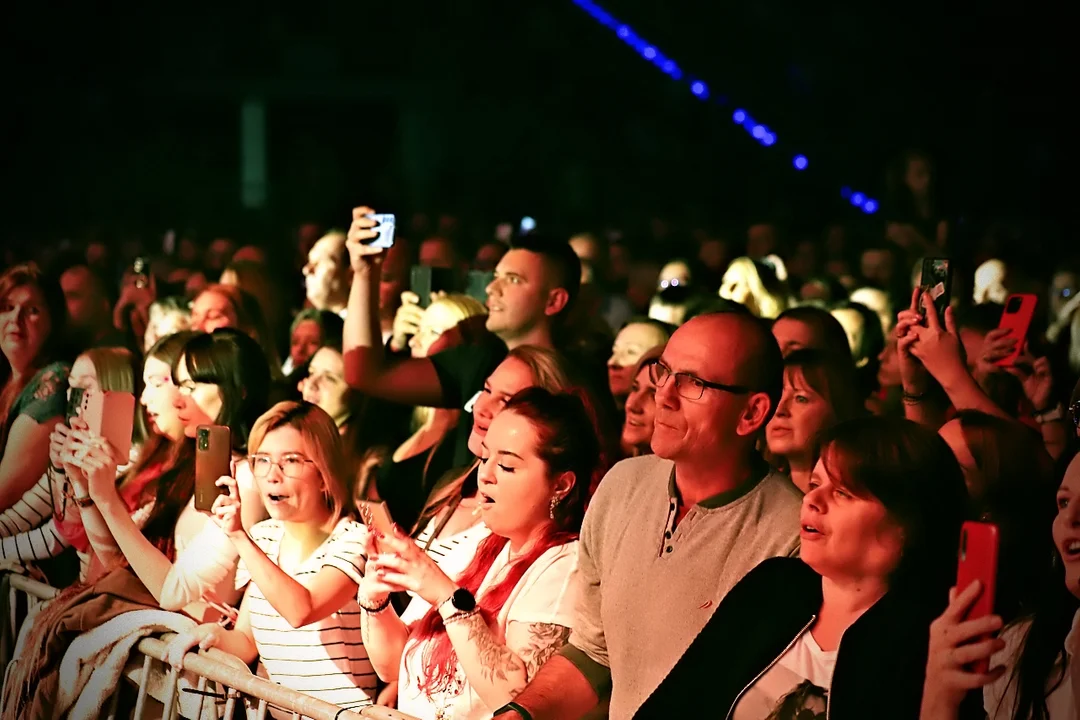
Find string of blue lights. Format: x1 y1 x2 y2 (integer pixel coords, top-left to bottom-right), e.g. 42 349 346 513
570 0 879 214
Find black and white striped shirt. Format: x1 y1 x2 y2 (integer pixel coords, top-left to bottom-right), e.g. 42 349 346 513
236 518 376 712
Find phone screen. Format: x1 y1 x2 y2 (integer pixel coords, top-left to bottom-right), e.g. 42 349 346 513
66 387 85 424
919 257 952 320
367 214 396 250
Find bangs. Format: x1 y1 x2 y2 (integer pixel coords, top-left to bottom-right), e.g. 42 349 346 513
819 441 874 500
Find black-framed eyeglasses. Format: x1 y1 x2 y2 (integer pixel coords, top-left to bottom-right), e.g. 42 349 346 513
249 453 315 479
648 361 751 401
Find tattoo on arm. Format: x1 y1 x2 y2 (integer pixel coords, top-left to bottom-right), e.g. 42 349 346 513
519 623 571 678
465 614 523 684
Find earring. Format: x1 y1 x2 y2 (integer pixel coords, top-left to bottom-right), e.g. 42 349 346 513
549 495 559 520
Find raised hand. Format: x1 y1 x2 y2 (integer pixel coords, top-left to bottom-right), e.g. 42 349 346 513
211 476 244 538
345 206 384 271
895 288 932 396
921 581 1006 717
358 528 398 607
390 291 425 352
904 291 966 385
368 525 457 607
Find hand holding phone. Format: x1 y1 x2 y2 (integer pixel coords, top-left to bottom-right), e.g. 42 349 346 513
919 258 953 323
81 390 136 462
346 206 393 270
955 521 1000 674
992 294 1038 368
195 426 232 513
358 500 395 539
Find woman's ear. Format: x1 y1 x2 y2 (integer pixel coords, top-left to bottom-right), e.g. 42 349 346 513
553 470 576 502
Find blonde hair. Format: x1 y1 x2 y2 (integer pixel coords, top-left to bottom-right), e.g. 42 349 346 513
413 344 579 532
248 401 350 528
723 255 793 319
412 294 489 429
81 347 136 394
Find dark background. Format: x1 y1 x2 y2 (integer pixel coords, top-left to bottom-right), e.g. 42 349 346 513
1 0 1070 249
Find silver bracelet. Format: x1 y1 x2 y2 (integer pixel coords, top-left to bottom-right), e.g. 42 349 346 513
443 609 480 626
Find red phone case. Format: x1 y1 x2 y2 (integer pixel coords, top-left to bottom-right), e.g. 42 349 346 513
195 425 232 513
956 521 999 674
994 294 1038 367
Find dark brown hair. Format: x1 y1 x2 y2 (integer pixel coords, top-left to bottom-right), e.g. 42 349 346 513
818 415 968 591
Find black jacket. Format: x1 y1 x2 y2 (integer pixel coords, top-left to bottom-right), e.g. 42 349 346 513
636 557 981 720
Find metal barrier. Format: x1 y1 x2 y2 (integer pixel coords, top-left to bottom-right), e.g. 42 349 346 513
2 571 418 720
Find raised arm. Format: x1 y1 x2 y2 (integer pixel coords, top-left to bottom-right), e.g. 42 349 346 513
342 206 446 408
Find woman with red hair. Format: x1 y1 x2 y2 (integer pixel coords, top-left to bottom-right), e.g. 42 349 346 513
359 387 602 719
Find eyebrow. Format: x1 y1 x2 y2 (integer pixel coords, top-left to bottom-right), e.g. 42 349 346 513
497 271 526 281
496 450 524 461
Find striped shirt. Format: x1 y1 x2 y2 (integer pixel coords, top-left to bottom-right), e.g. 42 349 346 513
413 519 491 579
235 518 376 712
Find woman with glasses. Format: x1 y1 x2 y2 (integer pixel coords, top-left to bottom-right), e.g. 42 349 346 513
164 401 376 712
77 329 271 621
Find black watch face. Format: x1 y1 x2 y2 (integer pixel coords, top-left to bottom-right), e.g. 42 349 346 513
453 588 477 612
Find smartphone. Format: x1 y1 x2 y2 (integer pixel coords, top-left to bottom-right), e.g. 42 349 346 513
81 390 136 462
919 258 952 321
956 521 999 674
132 256 151 289
994 294 1038 367
357 500 395 540
410 265 457 309
66 387 86 424
367 213 396 250
195 425 232 513
465 270 494 304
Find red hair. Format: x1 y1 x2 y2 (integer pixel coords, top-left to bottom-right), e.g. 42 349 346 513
405 388 601 696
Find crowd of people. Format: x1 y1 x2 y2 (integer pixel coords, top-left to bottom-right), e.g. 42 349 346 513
0 161 1078 719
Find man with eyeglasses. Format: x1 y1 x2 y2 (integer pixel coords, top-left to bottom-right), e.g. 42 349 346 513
493 311 802 720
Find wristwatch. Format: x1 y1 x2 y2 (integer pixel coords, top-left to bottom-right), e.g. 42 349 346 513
437 587 477 619
493 701 533 720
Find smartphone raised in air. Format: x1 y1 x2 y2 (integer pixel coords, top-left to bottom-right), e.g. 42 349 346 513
956 521 999 674
410 265 457 309
993 294 1038 367
81 390 136 462
195 425 231 513
919 257 953 322
366 213 396 250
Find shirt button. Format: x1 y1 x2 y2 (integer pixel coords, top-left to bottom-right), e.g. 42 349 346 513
665 546 673 553
665 531 672 539
670 502 676 511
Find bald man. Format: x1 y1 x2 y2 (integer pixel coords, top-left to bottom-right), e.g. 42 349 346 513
494 312 802 720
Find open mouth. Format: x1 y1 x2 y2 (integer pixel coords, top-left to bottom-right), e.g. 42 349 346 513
800 521 824 537
1063 539 1080 560
266 493 290 504
478 492 495 506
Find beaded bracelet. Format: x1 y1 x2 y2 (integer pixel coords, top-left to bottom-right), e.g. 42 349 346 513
358 596 391 614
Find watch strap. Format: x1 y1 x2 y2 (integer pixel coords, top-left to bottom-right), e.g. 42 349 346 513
493 701 533 720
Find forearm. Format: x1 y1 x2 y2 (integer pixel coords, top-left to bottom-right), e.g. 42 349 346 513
939 366 1010 419
0 521 68 563
0 456 51 512
232 533 327 627
502 655 600 720
360 606 410 681
160 523 240 611
902 396 948 429
95 489 175 603
447 612 530 708
78 502 124 564
343 260 385 390
1038 419 1067 460
207 627 260 666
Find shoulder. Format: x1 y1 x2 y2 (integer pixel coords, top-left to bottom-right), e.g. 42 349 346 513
593 455 672 499
734 557 816 597
754 472 804 512
27 361 71 399
328 518 368 546
249 519 284 547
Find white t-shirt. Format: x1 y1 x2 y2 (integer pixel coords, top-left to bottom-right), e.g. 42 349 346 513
236 518 376 712
732 629 837 720
984 609 1078 720
397 540 580 720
